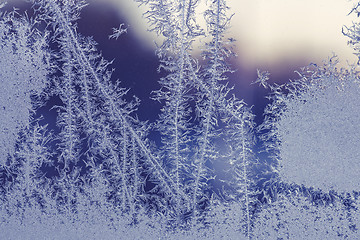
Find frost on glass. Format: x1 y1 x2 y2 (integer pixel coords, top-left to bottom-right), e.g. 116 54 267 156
260 59 360 193
0 0 256 238
1 0 360 239
253 191 358 239
0 11 49 165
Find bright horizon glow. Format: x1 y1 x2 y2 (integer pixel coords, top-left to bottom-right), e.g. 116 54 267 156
100 0 358 69
233 0 358 68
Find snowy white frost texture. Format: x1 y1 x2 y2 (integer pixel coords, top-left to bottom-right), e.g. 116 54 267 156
271 61 360 193
0 13 49 165
1 0 360 239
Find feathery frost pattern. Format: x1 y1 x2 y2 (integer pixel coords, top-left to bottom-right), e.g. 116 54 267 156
0 0 360 239
0 11 50 166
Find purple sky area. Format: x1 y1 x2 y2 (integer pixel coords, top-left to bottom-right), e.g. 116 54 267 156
7 0 358 125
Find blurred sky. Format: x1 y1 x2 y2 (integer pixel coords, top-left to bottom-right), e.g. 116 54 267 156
90 0 359 123
100 0 358 68
8 0 360 123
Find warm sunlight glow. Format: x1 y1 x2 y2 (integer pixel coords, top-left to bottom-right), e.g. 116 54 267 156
102 0 358 68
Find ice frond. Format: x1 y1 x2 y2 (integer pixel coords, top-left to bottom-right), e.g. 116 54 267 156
109 23 128 40
254 69 270 89
0 10 50 166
